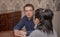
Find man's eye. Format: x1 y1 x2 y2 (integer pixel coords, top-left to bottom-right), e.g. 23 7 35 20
29 10 33 11
25 10 28 12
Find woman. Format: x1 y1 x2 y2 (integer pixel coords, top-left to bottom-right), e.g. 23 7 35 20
28 8 57 37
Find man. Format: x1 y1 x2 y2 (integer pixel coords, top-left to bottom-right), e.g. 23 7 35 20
14 4 35 37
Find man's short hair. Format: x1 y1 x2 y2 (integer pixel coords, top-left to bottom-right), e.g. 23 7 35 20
24 4 34 10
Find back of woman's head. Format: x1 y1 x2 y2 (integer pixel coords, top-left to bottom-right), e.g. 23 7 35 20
35 8 54 34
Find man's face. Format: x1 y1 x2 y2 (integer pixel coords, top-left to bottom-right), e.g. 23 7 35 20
24 6 34 18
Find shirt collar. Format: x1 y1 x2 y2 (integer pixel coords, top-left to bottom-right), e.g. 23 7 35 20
25 16 33 21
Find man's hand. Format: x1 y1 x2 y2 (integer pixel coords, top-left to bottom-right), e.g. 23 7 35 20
14 30 27 37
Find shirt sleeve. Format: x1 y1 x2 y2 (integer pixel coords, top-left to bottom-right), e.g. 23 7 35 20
28 30 45 37
14 16 25 30
27 30 33 36
28 31 36 37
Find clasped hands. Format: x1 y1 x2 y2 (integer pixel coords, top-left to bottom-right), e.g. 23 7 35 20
14 30 27 37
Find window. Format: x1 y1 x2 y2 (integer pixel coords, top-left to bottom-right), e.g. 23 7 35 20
15 3 21 11
0 3 7 12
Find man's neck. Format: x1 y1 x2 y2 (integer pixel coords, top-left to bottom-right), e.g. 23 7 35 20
28 17 32 21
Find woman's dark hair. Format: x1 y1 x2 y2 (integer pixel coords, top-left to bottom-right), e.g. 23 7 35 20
24 4 34 11
35 8 54 34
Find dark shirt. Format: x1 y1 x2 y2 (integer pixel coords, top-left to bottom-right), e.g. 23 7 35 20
14 16 35 36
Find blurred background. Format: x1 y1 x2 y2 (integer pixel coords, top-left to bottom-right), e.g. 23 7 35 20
0 0 60 37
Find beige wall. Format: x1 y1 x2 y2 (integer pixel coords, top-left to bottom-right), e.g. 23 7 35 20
0 0 56 16
53 12 59 37
56 12 60 37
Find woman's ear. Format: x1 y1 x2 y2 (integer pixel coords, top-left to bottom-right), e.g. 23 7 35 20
34 18 40 29
34 18 40 25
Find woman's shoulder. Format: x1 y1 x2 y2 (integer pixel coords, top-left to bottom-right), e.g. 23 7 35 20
30 30 45 36
31 30 42 33
28 30 46 37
